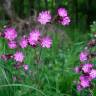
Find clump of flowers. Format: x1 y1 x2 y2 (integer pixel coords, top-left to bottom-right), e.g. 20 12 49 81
75 34 96 91
0 7 70 82
37 8 71 26
0 27 52 71
57 7 71 26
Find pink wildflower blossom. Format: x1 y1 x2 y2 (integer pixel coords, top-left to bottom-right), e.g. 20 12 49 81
8 41 17 49
60 16 70 26
4 27 17 41
41 36 52 48
28 29 40 46
79 51 88 62
19 36 28 48
14 52 24 62
82 64 93 73
37 11 51 25
58 8 68 17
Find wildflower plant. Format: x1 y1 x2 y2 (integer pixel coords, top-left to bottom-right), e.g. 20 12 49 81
0 7 70 83
75 32 96 92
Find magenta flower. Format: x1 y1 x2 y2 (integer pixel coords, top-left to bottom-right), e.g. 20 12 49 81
8 41 17 49
89 69 96 79
28 29 40 46
58 8 68 17
19 36 28 48
80 79 90 88
4 27 17 41
79 51 88 62
82 64 93 73
23 64 29 71
60 16 70 26
14 52 24 62
37 11 51 25
80 75 91 81
41 36 52 48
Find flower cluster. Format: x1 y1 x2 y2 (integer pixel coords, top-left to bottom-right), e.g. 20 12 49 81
75 36 96 91
58 8 70 26
0 27 52 72
37 8 70 26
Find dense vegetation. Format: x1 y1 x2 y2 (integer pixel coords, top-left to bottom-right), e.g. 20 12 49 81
0 0 96 96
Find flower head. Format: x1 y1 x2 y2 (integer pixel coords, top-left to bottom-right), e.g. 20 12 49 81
28 29 40 46
58 8 68 17
4 27 17 41
80 51 88 62
19 36 28 48
80 79 90 88
60 16 70 26
41 36 52 48
14 52 24 62
82 64 93 73
89 69 96 79
8 41 17 49
37 11 51 25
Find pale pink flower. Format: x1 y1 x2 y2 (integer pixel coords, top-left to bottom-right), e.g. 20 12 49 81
37 11 51 25
58 8 68 17
14 52 24 62
19 36 28 48
4 27 17 41
8 41 17 49
41 36 52 48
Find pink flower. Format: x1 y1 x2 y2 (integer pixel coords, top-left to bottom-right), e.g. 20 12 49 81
89 69 96 79
14 52 24 62
80 75 91 81
58 8 68 17
41 36 52 48
60 16 70 26
23 64 29 71
37 11 51 25
79 75 91 88
4 27 17 41
79 51 88 62
8 41 17 49
28 29 40 46
19 36 28 48
80 79 90 88
82 64 93 73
